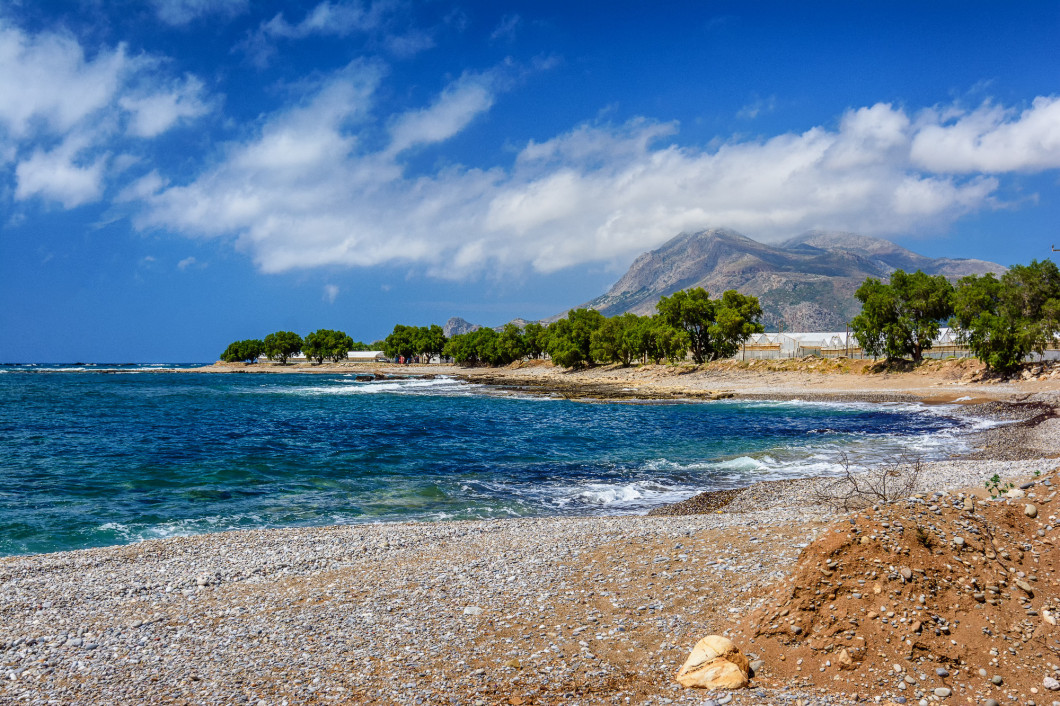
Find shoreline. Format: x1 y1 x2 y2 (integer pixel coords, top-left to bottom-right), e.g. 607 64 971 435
4 369 1060 704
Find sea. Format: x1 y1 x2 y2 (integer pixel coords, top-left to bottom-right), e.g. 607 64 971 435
0 365 991 556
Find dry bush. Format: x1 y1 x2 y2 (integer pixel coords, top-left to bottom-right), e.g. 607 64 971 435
812 454 923 511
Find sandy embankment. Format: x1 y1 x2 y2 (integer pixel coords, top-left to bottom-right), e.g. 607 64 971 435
3 362 1060 705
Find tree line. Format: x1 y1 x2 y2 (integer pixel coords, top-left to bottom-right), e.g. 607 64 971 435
443 288 763 367
219 287 766 369
221 330 375 365
850 260 1060 372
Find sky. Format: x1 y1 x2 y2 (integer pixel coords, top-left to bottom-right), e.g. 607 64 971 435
1 1 1059 362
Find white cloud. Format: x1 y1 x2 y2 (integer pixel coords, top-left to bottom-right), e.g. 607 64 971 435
119 75 210 138
261 1 387 39
177 256 197 270
387 72 494 154
133 68 1060 279
0 23 130 138
150 0 248 26
15 138 107 208
323 284 339 303
911 96 1060 173
490 14 521 43
0 20 212 208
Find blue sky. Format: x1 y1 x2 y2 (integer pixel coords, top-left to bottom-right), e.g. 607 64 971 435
1 1 1059 362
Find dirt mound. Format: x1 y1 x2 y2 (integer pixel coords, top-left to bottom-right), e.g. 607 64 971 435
730 478 1060 703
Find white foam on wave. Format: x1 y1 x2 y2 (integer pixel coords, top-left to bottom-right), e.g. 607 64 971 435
282 376 479 397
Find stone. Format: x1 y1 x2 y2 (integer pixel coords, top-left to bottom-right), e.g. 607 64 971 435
1016 579 1034 597
1025 504 1039 518
991 675 1003 685
1044 676 1060 691
900 567 913 581
1004 488 1026 499
1043 609 1058 626
953 537 965 548
935 667 949 677
462 606 483 616
984 700 1000 706
934 686 951 697
676 635 751 690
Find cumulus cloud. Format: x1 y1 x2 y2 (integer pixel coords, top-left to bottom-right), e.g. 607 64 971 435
119 75 210 138
130 73 1060 278
911 96 1060 173
15 139 107 208
150 0 248 26
0 20 211 208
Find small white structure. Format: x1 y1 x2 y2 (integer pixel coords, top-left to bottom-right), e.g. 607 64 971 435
347 351 388 362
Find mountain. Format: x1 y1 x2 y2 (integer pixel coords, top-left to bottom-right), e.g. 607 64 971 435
443 317 480 338
580 228 1006 331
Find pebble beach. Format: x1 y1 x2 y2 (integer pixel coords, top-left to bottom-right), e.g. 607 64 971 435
3 370 1060 705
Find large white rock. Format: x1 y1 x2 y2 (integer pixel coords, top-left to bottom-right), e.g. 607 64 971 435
675 635 750 689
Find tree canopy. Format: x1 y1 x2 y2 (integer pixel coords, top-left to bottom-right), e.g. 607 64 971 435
655 287 763 363
952 260 1060 372
220 339 264 363
262 331 303 365
303 329 354 364
383 324 448 361
850 269 954 364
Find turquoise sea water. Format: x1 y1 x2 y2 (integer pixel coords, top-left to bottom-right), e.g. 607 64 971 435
0 367 981 556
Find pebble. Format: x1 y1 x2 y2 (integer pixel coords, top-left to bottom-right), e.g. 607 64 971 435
1044 676 1060 691
933 686 952 697
1025 503 1039 518
935 667 949 677
991 675 1003 685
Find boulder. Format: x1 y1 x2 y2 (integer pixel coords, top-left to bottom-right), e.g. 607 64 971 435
675 635 751 689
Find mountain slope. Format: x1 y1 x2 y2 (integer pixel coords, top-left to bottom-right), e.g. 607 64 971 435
581 228 1006 331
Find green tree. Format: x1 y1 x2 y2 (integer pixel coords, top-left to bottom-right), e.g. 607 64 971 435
522 322 546 359
304 329 354 364
383 325 419 360
419 324 448 363
220 339 264 363
952 260 1060 372
262 331 303 365
656 287 763 363
590 313 640 366
850 270 953 364
497 323 528 364
544 309 605 368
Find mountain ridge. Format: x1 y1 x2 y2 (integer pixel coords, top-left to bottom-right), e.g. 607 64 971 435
579 228 1006 331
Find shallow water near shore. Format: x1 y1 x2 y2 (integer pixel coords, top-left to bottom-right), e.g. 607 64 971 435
0 368 983 555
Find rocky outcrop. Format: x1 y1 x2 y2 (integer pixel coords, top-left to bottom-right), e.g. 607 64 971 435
443 317 480 338
675 635 751 689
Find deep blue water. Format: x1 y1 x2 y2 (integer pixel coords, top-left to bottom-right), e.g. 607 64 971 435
0 367 979 556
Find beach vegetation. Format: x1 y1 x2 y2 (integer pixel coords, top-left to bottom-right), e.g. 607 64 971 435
220 339 265 363
384 324 448 362
655 288 764 363
590 313 641 366
952 260 1060 373
304 329 355 364
544 308 606 368
850 269 954 364
262 331 303 365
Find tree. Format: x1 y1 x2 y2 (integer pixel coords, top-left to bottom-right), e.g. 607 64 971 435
952 260 1060 372
655 287 763 363
850 270 953 364
590 313 640 366
220 339 264 363
497 323 528 364
262 331 303 365
383 325 419 360
522 322 546 359
303 329 354 364
544 309 605 368
419 324 448 363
